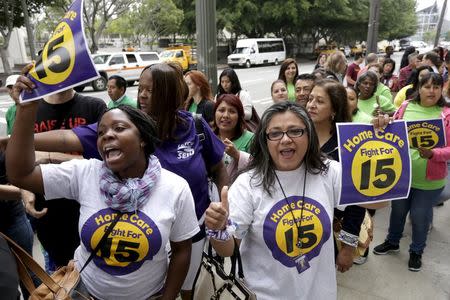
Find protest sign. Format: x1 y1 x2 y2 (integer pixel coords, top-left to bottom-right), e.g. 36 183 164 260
337 121 411 205
20 0 98 102
406 118 445 149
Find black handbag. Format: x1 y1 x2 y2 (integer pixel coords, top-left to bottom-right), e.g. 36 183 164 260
191 240 256 300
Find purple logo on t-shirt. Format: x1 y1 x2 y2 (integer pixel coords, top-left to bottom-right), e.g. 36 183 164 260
81 208 162 275
263 196 331 268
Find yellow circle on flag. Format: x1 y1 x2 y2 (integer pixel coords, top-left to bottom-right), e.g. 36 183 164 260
30 21 76 85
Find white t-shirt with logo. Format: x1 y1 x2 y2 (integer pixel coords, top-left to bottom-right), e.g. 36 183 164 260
229 161 340 300
41 159 199 300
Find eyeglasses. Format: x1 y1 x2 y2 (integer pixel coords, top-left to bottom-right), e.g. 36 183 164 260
266 128 306 141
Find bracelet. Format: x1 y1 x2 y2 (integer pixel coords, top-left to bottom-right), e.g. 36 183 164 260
337 230 359 248
206 219 236 241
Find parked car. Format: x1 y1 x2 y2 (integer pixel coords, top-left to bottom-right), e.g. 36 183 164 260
74 51 161 92
411 41 428 48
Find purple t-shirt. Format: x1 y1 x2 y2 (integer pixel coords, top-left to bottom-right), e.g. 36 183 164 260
72 110 225 219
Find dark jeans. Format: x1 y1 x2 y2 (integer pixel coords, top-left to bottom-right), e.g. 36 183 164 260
386 187 444 254
2 212 34 299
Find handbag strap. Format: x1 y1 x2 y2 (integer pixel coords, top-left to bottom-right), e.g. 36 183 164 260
230 238 245 279
79 211 123 273
0 231 61 293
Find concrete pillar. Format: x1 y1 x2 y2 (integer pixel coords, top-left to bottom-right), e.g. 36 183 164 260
195 0 218 94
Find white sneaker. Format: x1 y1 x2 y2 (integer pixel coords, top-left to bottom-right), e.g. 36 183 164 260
353 255 368 265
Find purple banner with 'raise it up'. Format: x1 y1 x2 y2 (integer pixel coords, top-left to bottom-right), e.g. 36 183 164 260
337 121 411 206
20 0 99 102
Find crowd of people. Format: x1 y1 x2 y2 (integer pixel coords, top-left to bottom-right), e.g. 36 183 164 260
0 44 449 300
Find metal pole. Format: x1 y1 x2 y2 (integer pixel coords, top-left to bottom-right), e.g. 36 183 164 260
195 0 218 94
366 0 381 54
434 0 447 48
20 0 37 60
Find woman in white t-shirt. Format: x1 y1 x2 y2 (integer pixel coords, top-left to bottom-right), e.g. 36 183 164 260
205 101 340 299
6 93 199 300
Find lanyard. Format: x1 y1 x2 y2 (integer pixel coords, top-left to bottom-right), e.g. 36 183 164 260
274 166 307 251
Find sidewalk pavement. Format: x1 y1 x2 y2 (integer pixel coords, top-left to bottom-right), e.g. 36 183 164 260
337 202 450 300
30 201 449 299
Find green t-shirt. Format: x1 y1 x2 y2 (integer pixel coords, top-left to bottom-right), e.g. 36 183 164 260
233 130 254 153
188 102 198 113
357 94 395 116
352 109 373 124
6 104 17 135
403 101 445 189
107 95 137 109
287 82 295 102
375 83 393 102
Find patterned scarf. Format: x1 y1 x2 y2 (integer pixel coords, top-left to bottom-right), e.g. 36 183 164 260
99 155 161 212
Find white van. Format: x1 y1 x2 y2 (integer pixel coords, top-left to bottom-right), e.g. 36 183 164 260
75 51 161 91
227 38 286 68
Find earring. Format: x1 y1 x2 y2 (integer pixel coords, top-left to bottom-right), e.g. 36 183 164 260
140 142 146 148
331 114 335 121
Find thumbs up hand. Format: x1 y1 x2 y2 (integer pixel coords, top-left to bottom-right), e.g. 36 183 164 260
205 186 229 231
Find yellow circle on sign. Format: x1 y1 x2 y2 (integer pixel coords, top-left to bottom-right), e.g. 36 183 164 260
351 140 402 197
275 209 322 257
91 222 149 267
408 128 439 149
29 21 75 85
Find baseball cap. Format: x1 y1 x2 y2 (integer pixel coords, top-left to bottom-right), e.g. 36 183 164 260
5 75 20 88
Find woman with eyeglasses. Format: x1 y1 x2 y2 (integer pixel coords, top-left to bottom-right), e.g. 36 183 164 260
204 101 384 299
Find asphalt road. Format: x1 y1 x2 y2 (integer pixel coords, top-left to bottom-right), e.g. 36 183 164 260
0 51 411 136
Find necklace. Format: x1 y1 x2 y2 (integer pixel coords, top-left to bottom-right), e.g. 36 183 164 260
274 165 309 274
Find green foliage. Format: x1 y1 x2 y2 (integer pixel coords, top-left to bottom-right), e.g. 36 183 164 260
424 30 437 43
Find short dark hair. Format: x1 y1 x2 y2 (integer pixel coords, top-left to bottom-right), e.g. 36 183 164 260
108 75 127 92
100 105 160 157
382 58 396 74
424 51 442 67
296 73 316 82
412 72 445 107
355 53 364 60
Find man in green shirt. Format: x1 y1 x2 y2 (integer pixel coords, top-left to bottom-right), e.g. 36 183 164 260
5 75 20 135
106 75 137 109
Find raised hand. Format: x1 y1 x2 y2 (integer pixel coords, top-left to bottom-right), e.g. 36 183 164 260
205 186 229 231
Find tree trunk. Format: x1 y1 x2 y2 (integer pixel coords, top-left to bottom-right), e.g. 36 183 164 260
0 47 12 75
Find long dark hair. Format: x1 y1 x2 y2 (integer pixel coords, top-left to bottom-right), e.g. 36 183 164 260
313 79 351 133
278 58 299 84
217 68 242 95
411 72 446 107
243 102 328 196
405 65 434 98
138 63 187 141
400 46 416 69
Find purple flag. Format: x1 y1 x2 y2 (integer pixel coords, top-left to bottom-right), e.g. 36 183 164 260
337 121 411 205
20 0 98 102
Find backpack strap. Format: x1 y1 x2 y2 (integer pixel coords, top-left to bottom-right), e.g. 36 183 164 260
193 113 205 142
